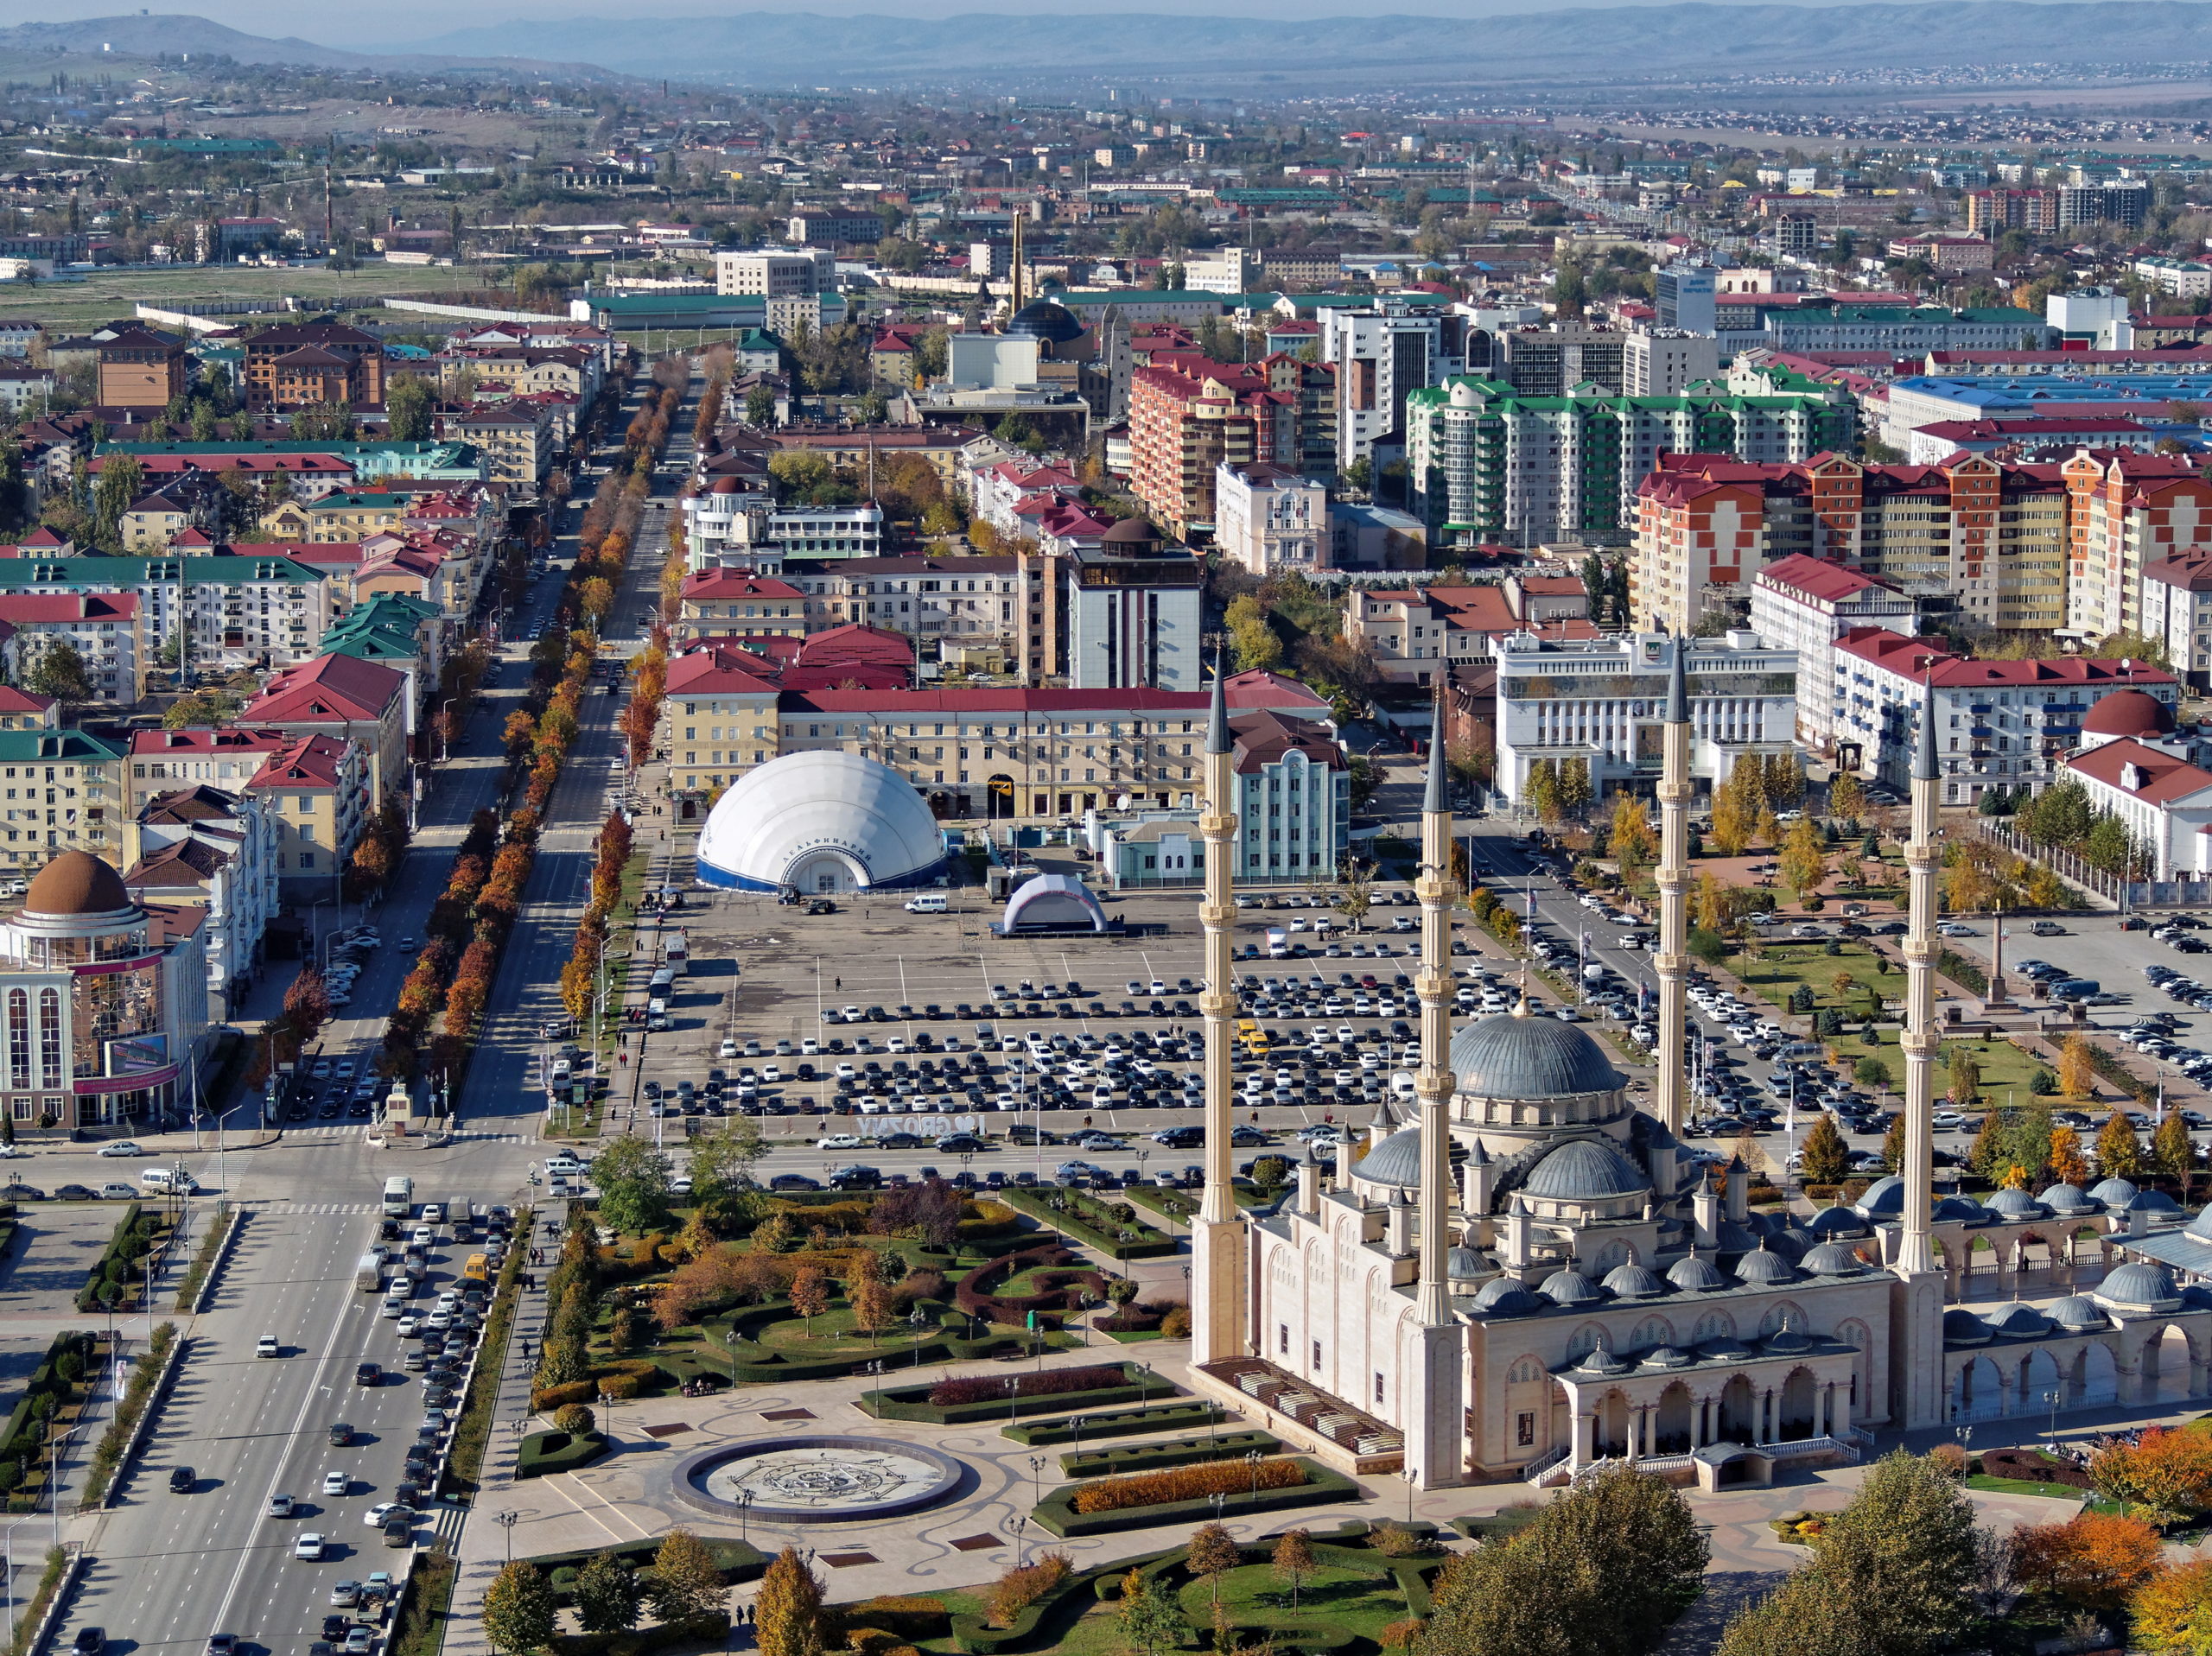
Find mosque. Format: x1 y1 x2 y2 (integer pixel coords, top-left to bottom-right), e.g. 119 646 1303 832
1181 643 2212 1488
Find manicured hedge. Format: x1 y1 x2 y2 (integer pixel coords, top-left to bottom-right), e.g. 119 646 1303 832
1071 1455 1305 1513
532 1539 764 1605
995 1189 1179 1260
861 1363 1179 1425
952 1243 1103 1328
1980 1448 2092 1490
1002 1402 1230 1447
1060 1430 1280 1480
931 1364 1127 1405
75 1205 163 1312
1033 1456 1357 1538
516 1429 609 1479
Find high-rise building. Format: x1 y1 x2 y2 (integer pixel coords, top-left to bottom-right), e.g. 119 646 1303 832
1653 262 1717 335
1319 295 1455 471
1127 352 1334 537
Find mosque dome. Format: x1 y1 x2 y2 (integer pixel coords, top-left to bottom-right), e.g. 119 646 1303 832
1356 1126 1423 1189
1985 1187 2046 1219
2097 1260 2183 1313
1446 1246 1485 1279
1764 1228 1815 1262
1448 1012 1624 1100
2042 1183 2094 1214
1943 1309 1991 1344
1522 1138 1649 1202
1984 1302 2051 1337
2048 1296 2110 1332
2130 1189 2183 1217
1666 1253 1731 1292
1800 1242 1871 1277
24 850 133 920
1805 1205 1871 1238
1733 1245 1798 1285
1470 1277 1541 1318
1854 1176 1906 1219
1600 1263 1669 1299
2089 1177 2139 1207
1637 1346 1696 1370
696 752 945 893
1539 1267 1605 1306
1935 1196 1993 1224
1005 297 1085 345
2082 688 2175 739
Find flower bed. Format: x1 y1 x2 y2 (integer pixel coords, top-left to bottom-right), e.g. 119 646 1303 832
516 1429 608 1479
860 1362 1179 1425
1979 1448 2093 1489
1060 1429 1280 1480
1001 1401 1230 1447
931 1364 1126 1406
1071 1455 1304 1513
952 1244 1103 1328
1032 1456 1358 1539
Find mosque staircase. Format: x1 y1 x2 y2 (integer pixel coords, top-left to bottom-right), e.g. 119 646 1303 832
1199 1356 1406 1468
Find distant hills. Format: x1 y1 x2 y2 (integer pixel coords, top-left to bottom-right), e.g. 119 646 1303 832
23 3 2212 89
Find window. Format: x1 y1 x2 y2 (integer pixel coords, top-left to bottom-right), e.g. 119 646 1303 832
1516 1412 1536 1448
1279 1323 1288 1355
1311 1340 1322 1372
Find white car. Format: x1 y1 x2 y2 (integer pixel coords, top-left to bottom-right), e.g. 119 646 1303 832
365 1503 411 1530
817 1134 866 1150
294 1533 326 1561
96 1140 143 1158
395 1316 421 1338
322 1471 350 1497
256 1336 281 1359
718 1038 738 1058
1936 922 1976 937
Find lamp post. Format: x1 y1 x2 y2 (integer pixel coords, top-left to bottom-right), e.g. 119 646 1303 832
1246 1448 1263 1506
1027 1454 1046 1516
737 1488 754 1545
493 1509 518 1564
1008 1514 1027 1570
2044 1388 2063 1449
3 1514 35 1633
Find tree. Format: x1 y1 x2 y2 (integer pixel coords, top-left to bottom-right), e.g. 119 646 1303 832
745 382 779 428
2049 1124 2092 1187
1116 1567 1185 1656
162 688 241 728
89 453 143 550
1187 1523 1240 1612
1424 1462 1707 1656
1609 792 1657 884
591 1135 673 1234
2090 1426 2212 1521
2011 1511 2164 1612
690 1118 764 1224
1779 814 1828 900
1225 593 1282 673
1711 752 1764 855
2158 1108 2198 1186
1799 1114 1849 1185
1525 759 1562 826
1558 757 1594 819
575 1551 643 1636
1879 1113 1905 1174
2061 1033 2098 1101
386 374 434 442
1715 1451 1983 1656
19 638 90 702
2095 1107 2144 1181
481 1563 557 1656
1947 1045 1980 1109
1273 1528 1318 1610
1828 771 1866 822
652 1528 731 1627
2132 1558 2212 1656
789 1266 830 1331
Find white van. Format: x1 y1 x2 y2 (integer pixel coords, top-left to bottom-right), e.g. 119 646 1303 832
904 894 949 914
139 1166 193 1194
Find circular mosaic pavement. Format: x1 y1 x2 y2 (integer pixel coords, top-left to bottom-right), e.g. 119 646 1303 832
672 1436 966 1524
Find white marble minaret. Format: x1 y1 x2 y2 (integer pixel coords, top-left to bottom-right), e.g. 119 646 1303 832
1889 680 1948 1426
1190 658 1246 1366
1653 635 1693 1136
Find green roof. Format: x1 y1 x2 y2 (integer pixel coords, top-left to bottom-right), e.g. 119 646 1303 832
0 555 324 588
0 729 122 763
1054 290 1232 309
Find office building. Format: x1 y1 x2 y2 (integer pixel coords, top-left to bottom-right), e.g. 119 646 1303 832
1653 263 1717 335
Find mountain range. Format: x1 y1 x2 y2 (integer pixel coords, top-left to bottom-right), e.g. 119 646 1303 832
22 3 2212 88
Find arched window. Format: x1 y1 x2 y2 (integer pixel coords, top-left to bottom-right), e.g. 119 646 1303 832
1630 1317 1676 1351
1506 1356 1545 1385
1758 1300 1808 1339
37 988 60 1091
7 988 28 1092
1564 1323 1606 1361
1691 1311 1738 1343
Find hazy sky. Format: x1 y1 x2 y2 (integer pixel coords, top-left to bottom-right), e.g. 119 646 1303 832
0 0 1949 47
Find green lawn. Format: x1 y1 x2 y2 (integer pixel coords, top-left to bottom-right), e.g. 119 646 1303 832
1942 1037 2057 1112
1178 1559 1412 1644
753 1306 932 1355
1724 941 1899 1019
1966 1475 2085 1501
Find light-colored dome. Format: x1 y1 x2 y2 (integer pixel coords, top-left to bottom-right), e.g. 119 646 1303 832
1523 1139 1649 1202
1936 1196 1993 1225
696 751 945 893
1667 1253 1730 1292
1470 1277 1541 1317
1357 1126 1422 1188
2049 1295 2109 1331
1854 1175 1905 1218
24 850 132 918
1446 1246 1485 1279
1637 1346 1695 1370
2089 1177 2139 1207
1800 1242 1870 1277
1985 1302 2050 1336
1448 1012 1624 1098
2043 1183 2094 1214
1985 1187 2046 1219
1601 1263 1669 1299
1733 1246 1798 1285
2097 1260 2182 1312
2083 688 2175 739
1539 1267 1605 1306
1806 1204 1871 1238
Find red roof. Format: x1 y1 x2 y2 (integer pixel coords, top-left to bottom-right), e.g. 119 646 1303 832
1834 626 1957 676
246 733 354 791
680 570 805 602
1757 554 1900 604
130 726 291 755
243 653 404 723
0 593 137 624
2068 737 2212 805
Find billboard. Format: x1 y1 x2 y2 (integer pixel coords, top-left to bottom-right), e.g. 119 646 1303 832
107 1034 168 1078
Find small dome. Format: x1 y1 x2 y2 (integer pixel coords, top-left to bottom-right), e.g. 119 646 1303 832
1523 1139 1649 1202
1733 1245 1798 1285
1855 1175 1906 1218
1667 1253 1730 1292
1101 516 1159 546
2131 1189 2183 1216
1715 1218 1764 1253
1637 1346 1695 1370
1357 1126 1422 1189
1539 1267 1605 1306
1764 1228 1814 1263
1764 1321 1812 1355
2043 1183 2094 1214
2089 1177 2139 1206
1800 1242 1870 1277
1699 1336 1754 1361
2049 1295 2109 1332
1568 1342 1632 1377
2098 1260 2183 1311
1806 1205 1871 1238
1449 1012 1624 1099
1446 1246 1485 1279
1005 297 1085 344
1935 1196 1992 1225
1985 1186 2046 1218
1984 1302 2051 1336
1470 1277 1541 1318
1943 1309 1991 1344
1601 1263 1669 1299
24 850 132 918
2083 688 2175 739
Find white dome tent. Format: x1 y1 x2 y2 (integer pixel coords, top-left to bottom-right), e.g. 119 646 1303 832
696 752 946 894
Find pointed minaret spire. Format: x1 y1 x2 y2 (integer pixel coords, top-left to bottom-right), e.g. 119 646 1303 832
1207 648 1231 755
1424 677 1449 815
1664 625 1689 726
1914 671 1940 783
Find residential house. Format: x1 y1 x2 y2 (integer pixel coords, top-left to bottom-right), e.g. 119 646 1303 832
240 654 410 809
1748 555 1923 753
0 593 143 702
245 733 370 901
0 728 128 868
1344 579 1595 686
121 784 278 1019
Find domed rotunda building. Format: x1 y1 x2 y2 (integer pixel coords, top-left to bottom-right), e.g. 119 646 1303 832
696 751 945 895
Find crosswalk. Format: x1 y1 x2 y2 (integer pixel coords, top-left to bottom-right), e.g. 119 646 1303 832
280 1124 525 1145
280 1201 382 1215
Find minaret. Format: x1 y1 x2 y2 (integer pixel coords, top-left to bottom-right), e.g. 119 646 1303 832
1405 691 1465 1488
1889 677 1948 1429
1190 655 1247 1367
1652 632 1693 1137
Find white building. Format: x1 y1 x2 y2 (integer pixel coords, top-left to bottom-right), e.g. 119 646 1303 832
681 479 886 570
715 249 835 299
1747 555 1919 754
1320 295 1453 473
1213 462 1328 577
2134 257 2212 300
1494 630 1799 804
1064 519 1204 692
1624 331 1719 397
2143 555 2212 690
2048 288 2134 350
121 784 279 1023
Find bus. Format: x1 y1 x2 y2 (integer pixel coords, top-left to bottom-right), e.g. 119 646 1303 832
380 1176 413 1218
461 1253 490 1284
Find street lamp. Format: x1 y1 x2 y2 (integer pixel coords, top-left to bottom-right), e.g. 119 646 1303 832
1027 1454 1046 1514
1008 1513 1027 1570
1245 1448 1263 1505
493 1509 518 1564
2044 1388 2063 1449
736 1488 754 1545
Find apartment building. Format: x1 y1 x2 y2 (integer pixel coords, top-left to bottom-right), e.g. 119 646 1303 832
240 323 385 413
95 326 189 411
1062 518 1203 692
1631 452 2074 638
1747 555 1920 753
1831 631 2177 801
2143 555 2212 689
2062 450 2212 640
1344 578 1593 688
1127 352 1335 537
240 654 410 809
1494 631 1799 805
680 480 886 568
675 571 810 641
0 593 143 702
245 733 371 901
716 249 832 299
124 728 291 816
1319 295 1454 471
0 729 127 868
1213 463 1328 577
120 784 279 1020
0 553 333 678
1624 331 1720 397
1490 325 1631 398
1405 375 1853 550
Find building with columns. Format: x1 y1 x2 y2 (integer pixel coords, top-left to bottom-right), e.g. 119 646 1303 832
1184 638 2212 1488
